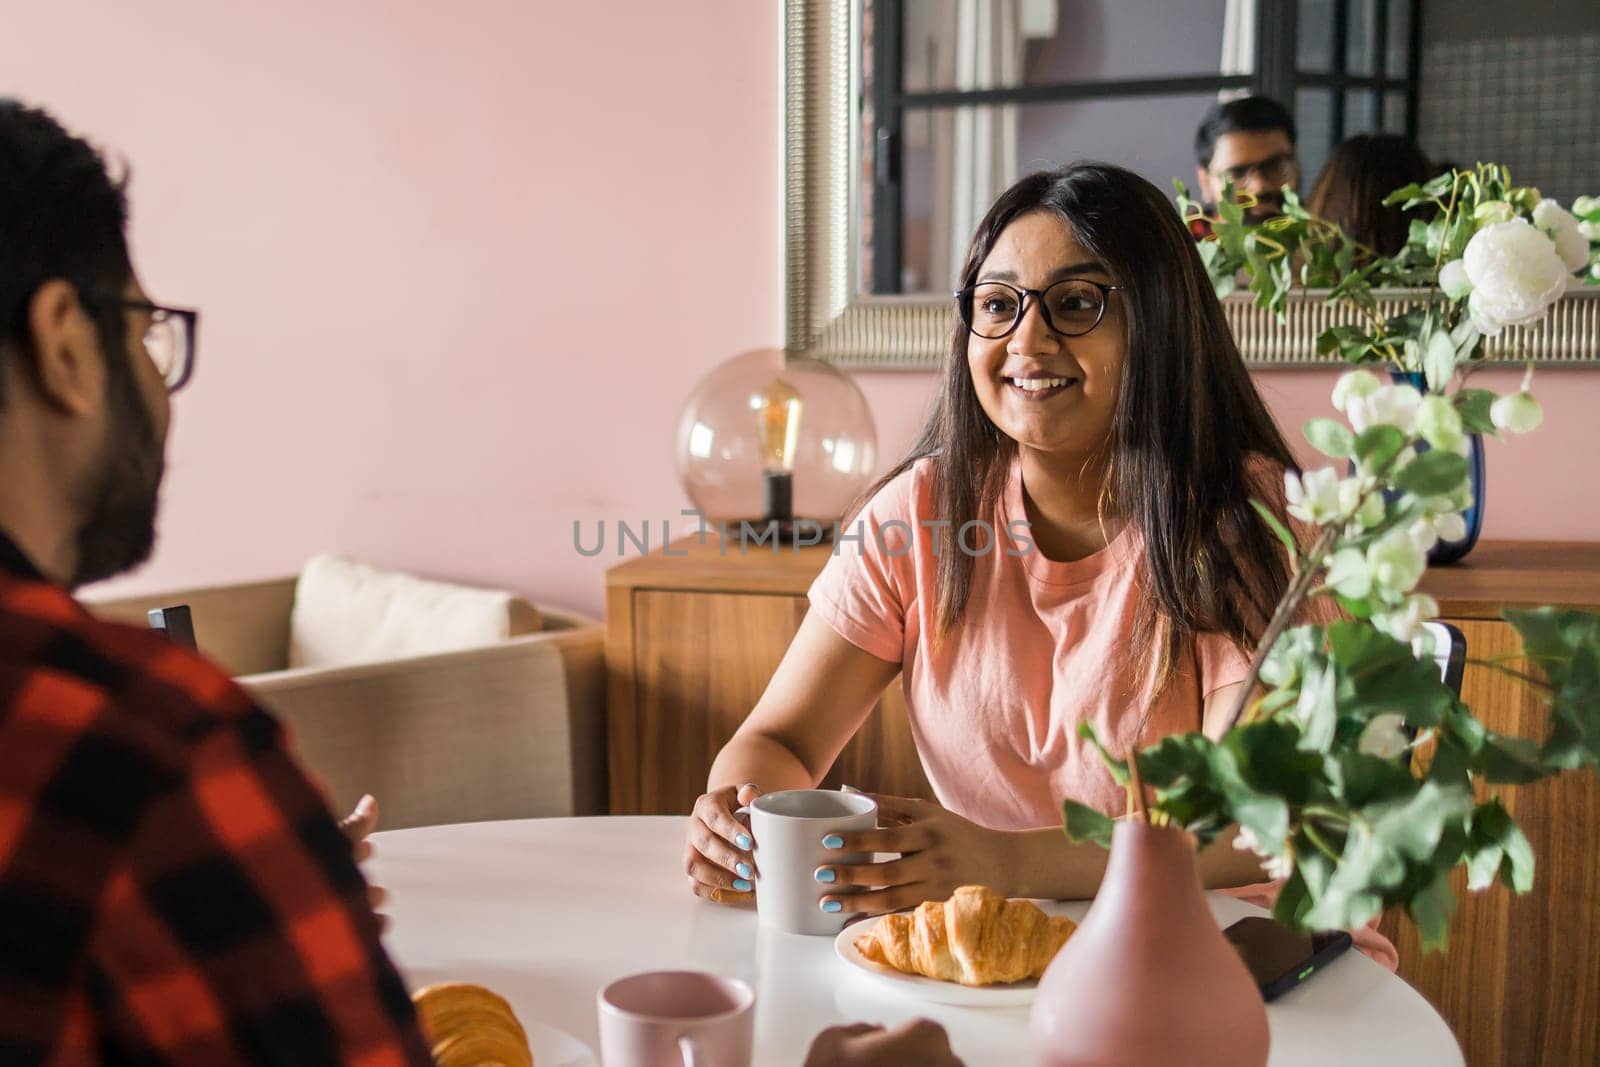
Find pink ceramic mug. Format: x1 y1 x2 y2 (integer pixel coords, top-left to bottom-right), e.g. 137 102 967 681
597 971 755 1067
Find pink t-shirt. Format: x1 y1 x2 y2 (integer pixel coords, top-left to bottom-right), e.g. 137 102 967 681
809 457 1252 831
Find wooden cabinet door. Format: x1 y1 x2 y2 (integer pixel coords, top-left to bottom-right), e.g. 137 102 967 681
1378 619 1600 1067
622 590 931 815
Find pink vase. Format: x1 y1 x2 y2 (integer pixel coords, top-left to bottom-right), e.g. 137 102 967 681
1030 821 1270 1066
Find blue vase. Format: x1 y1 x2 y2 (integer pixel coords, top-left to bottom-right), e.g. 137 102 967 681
1392 371 1484 566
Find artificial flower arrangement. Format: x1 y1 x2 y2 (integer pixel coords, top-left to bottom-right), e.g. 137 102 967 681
1059 168 1600 950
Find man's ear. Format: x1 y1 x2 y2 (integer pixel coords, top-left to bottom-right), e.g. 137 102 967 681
1195 165 1214 205
23 280 105 417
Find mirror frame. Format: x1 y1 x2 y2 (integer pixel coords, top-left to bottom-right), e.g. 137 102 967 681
782 0 1600 370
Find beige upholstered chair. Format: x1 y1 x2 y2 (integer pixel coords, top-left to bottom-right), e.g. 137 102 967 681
85 577 606 830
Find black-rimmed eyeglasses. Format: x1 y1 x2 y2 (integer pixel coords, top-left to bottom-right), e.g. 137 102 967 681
88 298 200 393
955 279 1124 340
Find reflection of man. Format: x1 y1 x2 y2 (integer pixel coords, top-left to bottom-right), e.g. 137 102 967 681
1193 96 1299 223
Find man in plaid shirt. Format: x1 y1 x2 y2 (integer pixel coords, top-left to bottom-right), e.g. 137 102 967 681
0 101 433 1064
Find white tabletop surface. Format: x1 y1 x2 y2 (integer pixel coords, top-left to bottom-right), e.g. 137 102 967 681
370 816 1463 1067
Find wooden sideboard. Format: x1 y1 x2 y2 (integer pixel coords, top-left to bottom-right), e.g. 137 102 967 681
604 537 1600 1067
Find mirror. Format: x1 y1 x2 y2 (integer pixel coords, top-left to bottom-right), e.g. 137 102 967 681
783 0 1600 368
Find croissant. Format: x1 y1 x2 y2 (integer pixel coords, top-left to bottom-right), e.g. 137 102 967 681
412 982 533 1067
853 885 1076 986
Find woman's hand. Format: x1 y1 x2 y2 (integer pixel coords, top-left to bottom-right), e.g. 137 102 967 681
814 794 1011 917
683 782 763 907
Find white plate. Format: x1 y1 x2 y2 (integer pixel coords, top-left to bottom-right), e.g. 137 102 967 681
521 1018 598 1067
833 899 1086 1007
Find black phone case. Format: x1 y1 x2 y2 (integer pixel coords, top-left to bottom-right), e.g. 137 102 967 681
1258 929 1353 1002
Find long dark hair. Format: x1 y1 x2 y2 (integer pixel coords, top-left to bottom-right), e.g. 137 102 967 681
863 162 1297 683
1308 133 1435 257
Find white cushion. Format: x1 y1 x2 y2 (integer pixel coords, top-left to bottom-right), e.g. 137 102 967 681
288 555 541 670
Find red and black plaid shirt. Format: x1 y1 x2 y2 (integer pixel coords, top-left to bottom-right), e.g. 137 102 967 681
0 532 432 1065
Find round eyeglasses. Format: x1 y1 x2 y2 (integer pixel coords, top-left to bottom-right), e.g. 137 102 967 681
955 279 1124 340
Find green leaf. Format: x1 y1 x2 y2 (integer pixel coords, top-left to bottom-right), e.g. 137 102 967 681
1454 389 1498 434
1295 659 1339 752
1394 449 1469 497
1408 868 1456 953
1076 721 1129 784
1423 330 1457 393
1373 780 1475 863
1465 799 1534 894
1304 418 1355 459
1382 183 1424 207
1330 751 1418 808
1354 424 1406 473
1061 800 1114 848
1250 498 1301 563
1480 732 1548 783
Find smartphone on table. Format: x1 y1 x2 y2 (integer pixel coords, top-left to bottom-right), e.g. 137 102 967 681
1223 915 1353 1002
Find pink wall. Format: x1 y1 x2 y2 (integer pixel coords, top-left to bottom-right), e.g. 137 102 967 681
2 0 782 620
3 3 1595 623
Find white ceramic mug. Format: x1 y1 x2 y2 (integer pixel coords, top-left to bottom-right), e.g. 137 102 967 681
747 788 877 936
597 970 754 1067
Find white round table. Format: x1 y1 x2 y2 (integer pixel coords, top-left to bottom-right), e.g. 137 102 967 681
369 816 1462 1067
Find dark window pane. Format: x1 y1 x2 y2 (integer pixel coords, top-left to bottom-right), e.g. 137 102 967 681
1383 91 1407 133
1298 0 1335 72
1385 0 1411 79
1296 88 1336 184
1344 88 1382 136
901 0 1237 93
1345 0 1375 77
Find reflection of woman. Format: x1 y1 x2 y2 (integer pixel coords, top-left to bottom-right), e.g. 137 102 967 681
1308 133 1435 257
683 163 1313 918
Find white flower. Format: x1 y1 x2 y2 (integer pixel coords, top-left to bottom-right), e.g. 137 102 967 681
1533 199 1591 272
1415 395 1464 451
1463 218 1571 335
1580 220 1600 241
1358 712 1411 759
1325 547 1372 599
1347 382 1422 435
1285 467 1342 525
1434 511 1469 542
1439 259 1473 300
1369 528 1428 598
1233 826 1293 881
1331 369 1382 416
1407 518 1439 555
1574 195 1600 221
1373 593 1440 644
1491 391 1543 434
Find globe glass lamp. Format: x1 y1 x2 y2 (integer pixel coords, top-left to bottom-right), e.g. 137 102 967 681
674 348 878 542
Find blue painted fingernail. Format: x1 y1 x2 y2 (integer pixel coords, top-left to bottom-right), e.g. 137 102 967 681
815 868 836 883
735 862 753 879
735 833 752 850
821 899 843 913
733 878 752 892
822 834 844 849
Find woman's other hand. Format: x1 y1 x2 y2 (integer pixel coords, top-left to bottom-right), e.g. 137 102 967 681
338 793 389 927
814 794 1009 917
684 782 763 907
803 1019 964 1066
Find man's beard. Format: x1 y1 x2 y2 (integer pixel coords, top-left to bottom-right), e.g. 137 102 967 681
71 366 165 588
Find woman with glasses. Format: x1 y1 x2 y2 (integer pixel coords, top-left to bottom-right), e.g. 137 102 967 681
682 163 1336 925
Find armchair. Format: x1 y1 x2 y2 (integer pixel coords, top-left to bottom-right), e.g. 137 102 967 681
86 576 606 829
